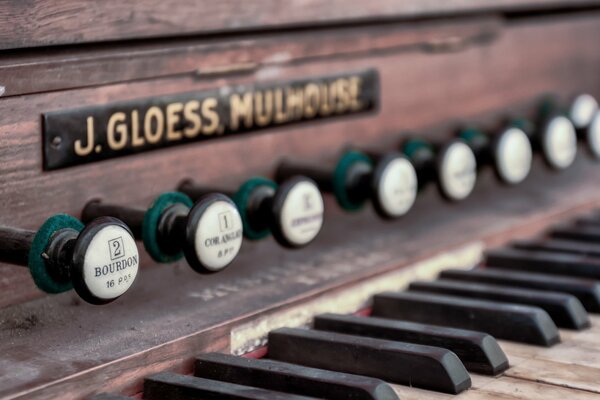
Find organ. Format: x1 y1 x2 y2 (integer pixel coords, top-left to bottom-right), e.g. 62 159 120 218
1 1 600 399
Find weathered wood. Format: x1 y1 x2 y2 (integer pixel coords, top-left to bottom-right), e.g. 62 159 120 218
561 315 600 344
2 182 599 399
498 337 600 394
0 8 600 400
0 17 501 97
506 359 600 394
471 376 600 399
500 340 600 369
392 376 600 399
0 0 598 51
0 14 599 309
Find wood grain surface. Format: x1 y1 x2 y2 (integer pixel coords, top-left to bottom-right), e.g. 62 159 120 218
1 8 600 400
0 0 599 51
0 16 502 97
1 157 600 400
0 13 599 308
394 376 600 399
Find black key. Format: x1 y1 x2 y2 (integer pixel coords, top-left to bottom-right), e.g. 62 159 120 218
512 238 600 258
313 313 509 375
371 291 560 347
485 247 600 279
409 280 590 330
575 216 600 228
144 372 318 400
551 224 600 243
440 268 600 313
195 352 399 400
267 327 471 394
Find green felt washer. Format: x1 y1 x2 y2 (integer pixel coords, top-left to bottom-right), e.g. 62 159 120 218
538 96 558 119
142 192 193 263
511 118 528 130
233 177 277 240
458 127 485 143
29 214 84 294
333 151 372 211
402 138 434 159
511 118 535 135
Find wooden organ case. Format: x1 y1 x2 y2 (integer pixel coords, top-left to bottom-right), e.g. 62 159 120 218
2 1 600 399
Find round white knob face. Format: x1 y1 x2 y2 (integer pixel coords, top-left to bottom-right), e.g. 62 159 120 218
494 127 533 185
279 180 324 246
194 200 243 272
376 157 418 217
587 112 600 159
542 116 577 170
82 224 139 300
570 94 598 129
438 142 477 201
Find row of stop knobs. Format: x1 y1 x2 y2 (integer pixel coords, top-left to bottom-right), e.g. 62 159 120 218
0 93 598 305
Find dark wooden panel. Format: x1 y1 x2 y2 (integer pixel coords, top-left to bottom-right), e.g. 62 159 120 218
0 17 501 97
0 14 599 309
0 0 599 51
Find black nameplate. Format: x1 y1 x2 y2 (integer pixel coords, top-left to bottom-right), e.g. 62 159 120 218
43 69 379 170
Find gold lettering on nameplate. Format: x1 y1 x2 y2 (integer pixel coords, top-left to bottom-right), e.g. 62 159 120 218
73 116 96 156
42 69 379 170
